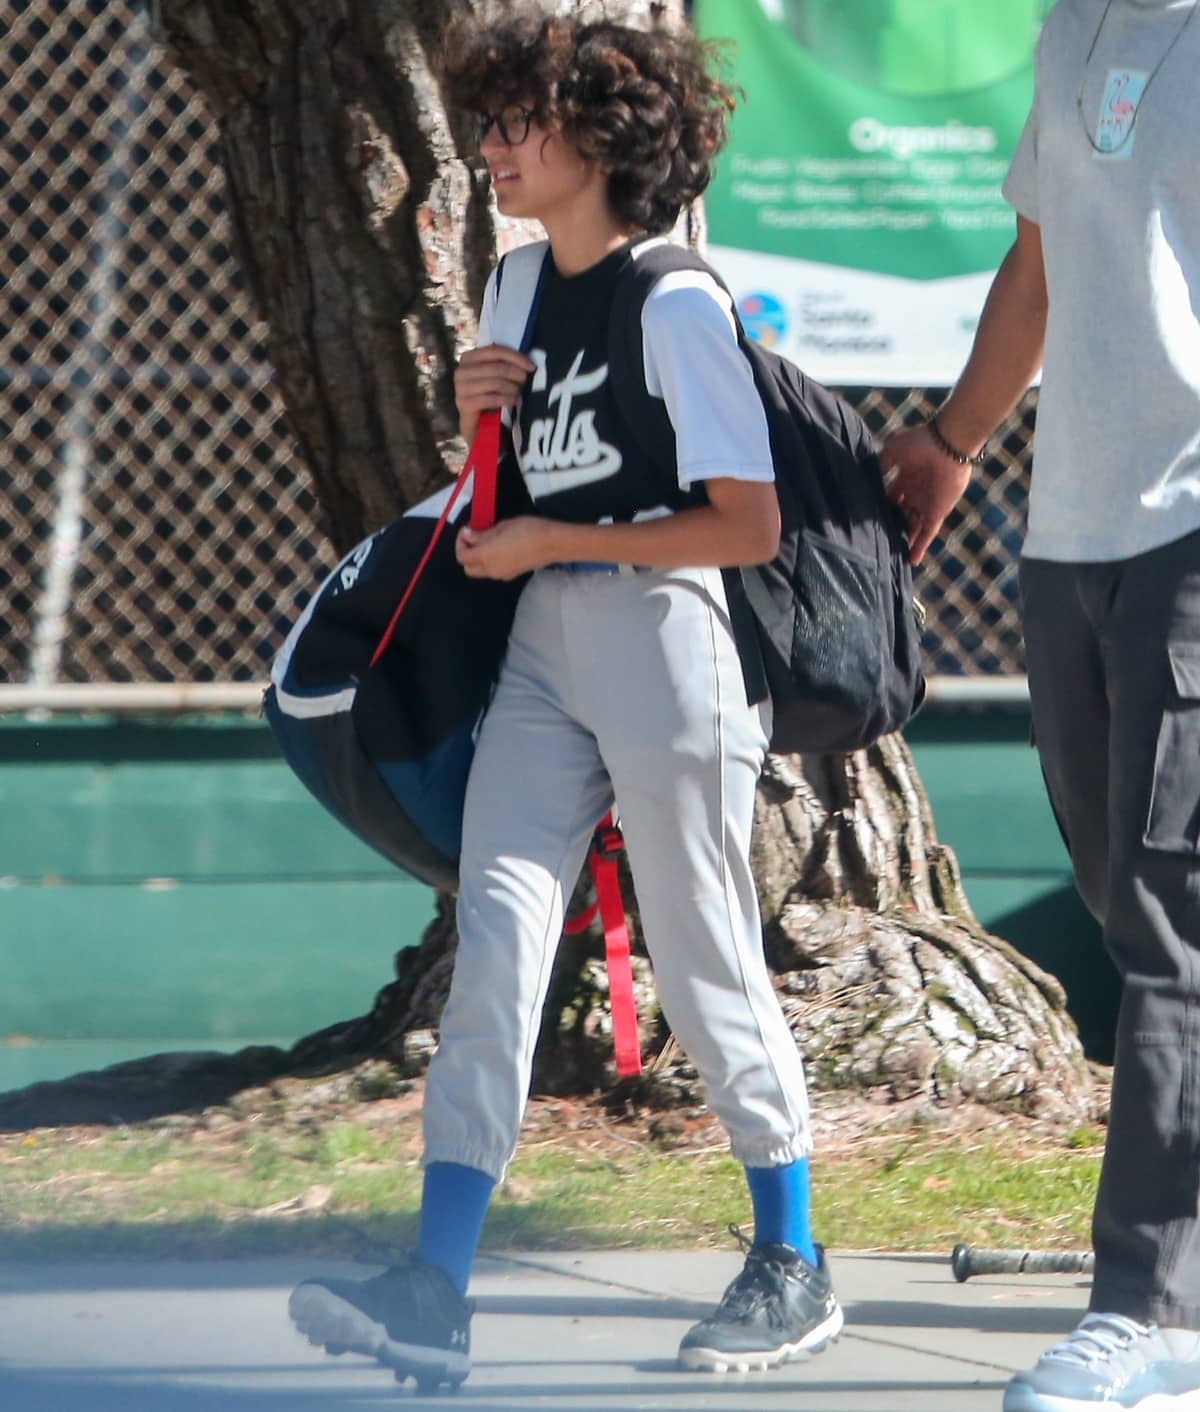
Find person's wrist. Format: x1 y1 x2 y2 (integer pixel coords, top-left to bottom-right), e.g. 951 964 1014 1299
928 410 985 467
542 520 570 567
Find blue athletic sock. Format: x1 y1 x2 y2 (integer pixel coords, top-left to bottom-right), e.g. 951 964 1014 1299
417 1161 496 1296
744 1158 817 1265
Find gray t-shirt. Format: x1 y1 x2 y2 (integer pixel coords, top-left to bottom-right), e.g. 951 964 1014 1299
1003 0 1200 562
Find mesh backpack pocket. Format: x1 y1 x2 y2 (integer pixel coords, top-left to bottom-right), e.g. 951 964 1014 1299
786 528 881 712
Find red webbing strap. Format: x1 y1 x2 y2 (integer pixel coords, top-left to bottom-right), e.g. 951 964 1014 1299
468 409 501 532
561 904 598 936
368 411 501 669
563 815 642 1079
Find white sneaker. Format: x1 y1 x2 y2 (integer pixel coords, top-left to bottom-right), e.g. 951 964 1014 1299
1003 1312 1200 1410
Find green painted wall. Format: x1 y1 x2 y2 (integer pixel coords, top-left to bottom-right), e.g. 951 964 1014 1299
0 708 1119 1093
0 716 434 1073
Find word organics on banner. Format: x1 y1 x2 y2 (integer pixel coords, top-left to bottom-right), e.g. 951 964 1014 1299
696 0 1050 386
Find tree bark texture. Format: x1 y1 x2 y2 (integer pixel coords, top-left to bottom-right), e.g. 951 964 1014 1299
753 741 1090 1121
157 0 682 551
64 0 1094 1133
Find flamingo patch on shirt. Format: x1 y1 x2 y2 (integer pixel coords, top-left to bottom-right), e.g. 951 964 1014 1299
1094 69 1149 159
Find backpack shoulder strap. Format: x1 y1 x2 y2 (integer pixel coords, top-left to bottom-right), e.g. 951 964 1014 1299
606 241 770 709
492 239 551 352
490 240 551 438
606 238 724 469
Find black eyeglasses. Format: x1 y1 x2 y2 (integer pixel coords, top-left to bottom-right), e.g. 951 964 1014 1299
473 105 535 148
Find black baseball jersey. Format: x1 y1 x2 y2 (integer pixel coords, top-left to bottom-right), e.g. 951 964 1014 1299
478 238 775 526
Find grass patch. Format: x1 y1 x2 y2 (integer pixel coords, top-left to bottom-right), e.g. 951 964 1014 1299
813 1139 1096 1252
0 1107 1100 1262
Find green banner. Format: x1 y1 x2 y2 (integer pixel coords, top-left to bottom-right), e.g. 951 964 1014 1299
695 0 1048 384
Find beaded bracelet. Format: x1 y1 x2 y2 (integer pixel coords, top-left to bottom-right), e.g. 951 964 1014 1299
928 415 980 467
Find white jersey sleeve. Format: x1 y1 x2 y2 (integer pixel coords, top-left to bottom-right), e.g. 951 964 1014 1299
640 271 775 491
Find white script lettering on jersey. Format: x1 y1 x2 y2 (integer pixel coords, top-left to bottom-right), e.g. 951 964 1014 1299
518 349 623 499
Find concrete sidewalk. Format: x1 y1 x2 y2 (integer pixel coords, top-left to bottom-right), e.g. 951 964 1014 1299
0 1249 1089 1410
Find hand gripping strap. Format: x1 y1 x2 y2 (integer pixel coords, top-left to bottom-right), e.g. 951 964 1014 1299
368 409 500 669
369 243 550 669
562 814 642 1079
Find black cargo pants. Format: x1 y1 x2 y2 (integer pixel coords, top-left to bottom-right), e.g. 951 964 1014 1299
1021 528 1200 1329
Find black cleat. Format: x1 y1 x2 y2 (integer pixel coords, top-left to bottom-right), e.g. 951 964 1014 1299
289 1253 472 1390
679 1230 843 1373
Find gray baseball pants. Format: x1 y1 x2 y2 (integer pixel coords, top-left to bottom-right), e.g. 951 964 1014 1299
1022 528 1200 1328
422 564 812 1182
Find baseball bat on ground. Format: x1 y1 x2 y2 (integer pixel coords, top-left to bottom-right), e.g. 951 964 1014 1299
951 1244 1094 1282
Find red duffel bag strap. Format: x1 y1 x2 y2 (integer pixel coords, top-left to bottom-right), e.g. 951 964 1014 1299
563 813 642 1079
466 409 501 534
368 410 501 669
370 245 544 668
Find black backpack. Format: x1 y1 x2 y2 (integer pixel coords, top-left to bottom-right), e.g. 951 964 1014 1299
602 239 927 755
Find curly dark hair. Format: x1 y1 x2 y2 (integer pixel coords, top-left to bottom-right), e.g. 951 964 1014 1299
442 9 737 235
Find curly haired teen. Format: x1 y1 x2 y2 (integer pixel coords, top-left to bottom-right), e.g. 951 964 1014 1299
288 9 841 1390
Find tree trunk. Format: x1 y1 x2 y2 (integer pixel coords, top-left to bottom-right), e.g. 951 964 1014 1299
143 0 1091 1125
752 741 1090 1121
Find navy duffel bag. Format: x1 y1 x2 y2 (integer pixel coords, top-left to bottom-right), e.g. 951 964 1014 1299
263 249 547 891
264 412 523 892
264 412 525 886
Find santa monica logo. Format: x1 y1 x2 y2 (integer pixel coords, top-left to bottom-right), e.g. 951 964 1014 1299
738 292 788 349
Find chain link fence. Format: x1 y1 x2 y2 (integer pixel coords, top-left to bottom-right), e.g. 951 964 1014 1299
1 0 1032 693
853 387 1035 679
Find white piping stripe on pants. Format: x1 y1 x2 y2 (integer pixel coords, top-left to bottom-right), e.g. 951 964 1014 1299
422 565 812 1181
